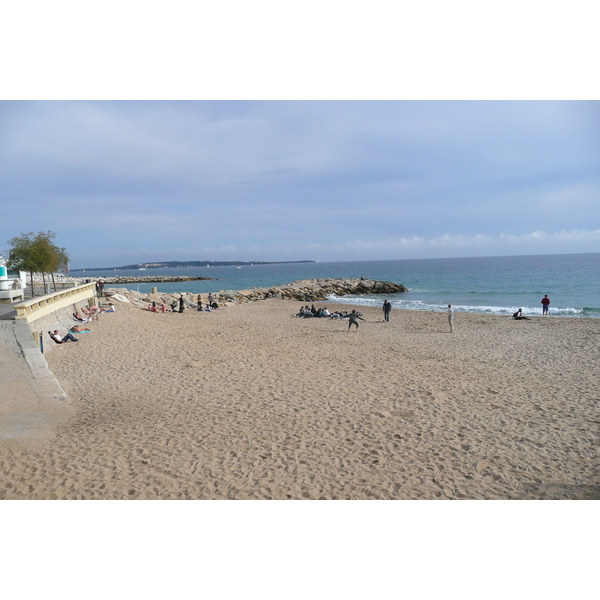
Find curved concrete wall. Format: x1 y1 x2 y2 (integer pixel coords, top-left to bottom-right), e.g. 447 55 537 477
14 282 97 323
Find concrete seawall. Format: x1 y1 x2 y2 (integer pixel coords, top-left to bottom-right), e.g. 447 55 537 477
0 292 99 444
0 320 71 444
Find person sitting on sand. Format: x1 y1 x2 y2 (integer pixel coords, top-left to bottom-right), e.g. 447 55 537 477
512 308 531 320
345 309 365 331
51 329 78 343
101 302 115 313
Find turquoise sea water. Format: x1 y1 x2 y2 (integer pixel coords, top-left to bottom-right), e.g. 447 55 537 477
73 252 600 318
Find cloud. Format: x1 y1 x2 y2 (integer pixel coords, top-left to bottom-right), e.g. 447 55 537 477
1 101 599 267
296 229 600 260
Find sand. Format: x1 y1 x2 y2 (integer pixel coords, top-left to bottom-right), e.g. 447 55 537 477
0 298 598 499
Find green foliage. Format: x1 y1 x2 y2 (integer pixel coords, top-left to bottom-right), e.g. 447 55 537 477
8 231 69 271
7 231 70 295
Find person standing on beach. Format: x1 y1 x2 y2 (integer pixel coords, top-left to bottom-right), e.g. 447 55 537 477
448 304 454 332
96 280 104 297
179 296 185 313
208 293 213 306
383 300 392 322
346 309 365 332
541 294 550 316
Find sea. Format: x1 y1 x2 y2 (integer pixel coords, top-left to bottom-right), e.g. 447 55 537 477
72 253 600 318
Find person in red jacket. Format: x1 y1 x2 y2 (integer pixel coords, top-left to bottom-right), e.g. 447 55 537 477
541 295 550 316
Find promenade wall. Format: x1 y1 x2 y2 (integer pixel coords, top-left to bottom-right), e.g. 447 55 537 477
0 284 100 442
14 282 98 355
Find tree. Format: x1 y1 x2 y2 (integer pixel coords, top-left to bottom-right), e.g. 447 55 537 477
7 231 70 296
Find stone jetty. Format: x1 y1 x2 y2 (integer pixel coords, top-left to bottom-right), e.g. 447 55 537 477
104 278 408 309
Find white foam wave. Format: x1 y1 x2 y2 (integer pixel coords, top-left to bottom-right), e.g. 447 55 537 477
325 294 585 317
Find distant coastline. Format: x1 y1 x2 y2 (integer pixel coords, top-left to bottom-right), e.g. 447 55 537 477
71 260 316 272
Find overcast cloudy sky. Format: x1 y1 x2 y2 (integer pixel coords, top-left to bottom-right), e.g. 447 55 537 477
1 100 598 269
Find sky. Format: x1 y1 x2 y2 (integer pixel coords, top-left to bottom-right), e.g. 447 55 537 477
1 100 599 269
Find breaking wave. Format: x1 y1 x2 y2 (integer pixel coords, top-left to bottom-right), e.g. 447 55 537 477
325 294 598 318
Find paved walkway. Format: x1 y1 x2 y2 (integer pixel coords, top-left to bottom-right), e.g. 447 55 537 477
0 295 69 444
0 301 19 320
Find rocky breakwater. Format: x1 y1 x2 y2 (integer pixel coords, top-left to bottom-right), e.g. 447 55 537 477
98 275 212 284
103 278 407 310
221 278 408 303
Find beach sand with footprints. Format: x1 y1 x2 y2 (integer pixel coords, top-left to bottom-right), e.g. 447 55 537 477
1 298 598 499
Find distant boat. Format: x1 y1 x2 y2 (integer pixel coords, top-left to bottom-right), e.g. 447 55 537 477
236 266 241 269
206 264 210 267
139 267 146 270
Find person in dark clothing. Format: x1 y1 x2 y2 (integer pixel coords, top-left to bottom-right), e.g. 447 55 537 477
346 309 365 331
179 296 185 313
513 308 530 320
541 295 550 316
383 300 392 322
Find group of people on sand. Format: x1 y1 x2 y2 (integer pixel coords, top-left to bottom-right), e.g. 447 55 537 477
51 301 115 344
144 294 220 314
295 304 359 321
148 301 168 313
197 294 219 312
294 304 366 331
292 292 553 336
512 295 552 320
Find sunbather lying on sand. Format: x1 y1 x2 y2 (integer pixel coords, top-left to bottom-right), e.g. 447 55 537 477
74 311 97 323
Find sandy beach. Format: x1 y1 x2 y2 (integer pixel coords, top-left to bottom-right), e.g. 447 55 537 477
1 298 598 500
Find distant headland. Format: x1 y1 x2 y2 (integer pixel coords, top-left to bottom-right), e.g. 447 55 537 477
71 260 317 272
